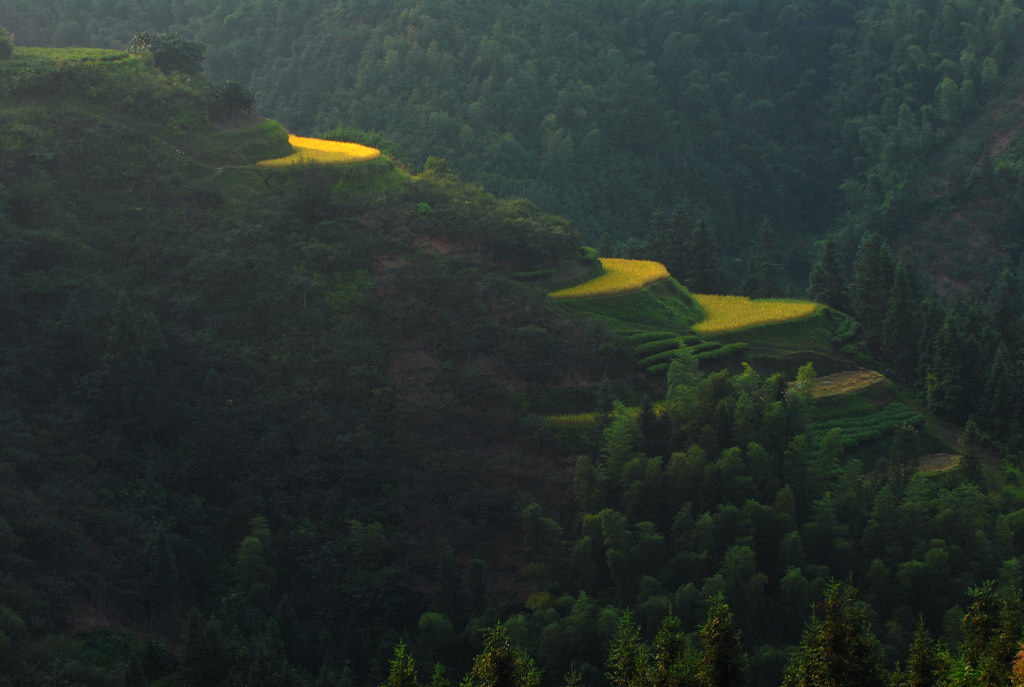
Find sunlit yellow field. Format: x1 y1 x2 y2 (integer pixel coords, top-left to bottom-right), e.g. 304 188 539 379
257 134 381 167
692 294 818 334
549 258 669 298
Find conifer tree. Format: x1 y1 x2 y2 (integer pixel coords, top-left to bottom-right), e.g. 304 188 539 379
742 218 782 298
925 315 964 419
888 424 919 487
962 582 999 671
648 210 669 264
958 419 983 485
882 251 923 381
687 220 724 293
781 583 886 687
650 615 688 687
890 620 942 687
468 624 541 687
915 298 946 387
984 343 1016 426
382 641 419 687
807 239 848 312
986 267 1018 339
664 206 692 284
606 611 647 687
177 608 228 687
696 595 747 687
850 233 894 338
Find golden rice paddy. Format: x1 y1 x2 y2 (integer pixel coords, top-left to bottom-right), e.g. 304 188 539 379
549 258 670 298
257 134 381 167
692 294 818 334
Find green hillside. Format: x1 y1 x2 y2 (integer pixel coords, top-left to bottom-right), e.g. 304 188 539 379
2 34 1024 687
7 0 1024 292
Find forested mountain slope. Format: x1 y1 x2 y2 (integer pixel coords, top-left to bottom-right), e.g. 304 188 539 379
4 0 1024 286
4 10 1024 687
0 47 625 684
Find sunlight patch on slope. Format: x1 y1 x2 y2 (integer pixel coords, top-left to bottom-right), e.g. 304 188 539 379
692 294 818 334
257 134 381 166
549 258 669 298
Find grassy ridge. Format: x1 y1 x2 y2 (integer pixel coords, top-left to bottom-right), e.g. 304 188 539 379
555 278 704 333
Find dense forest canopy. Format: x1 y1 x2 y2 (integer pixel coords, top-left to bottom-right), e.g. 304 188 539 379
4 0 1024 286
3 1 1024 686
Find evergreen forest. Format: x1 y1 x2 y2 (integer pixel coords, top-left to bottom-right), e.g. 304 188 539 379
3 2 1024 686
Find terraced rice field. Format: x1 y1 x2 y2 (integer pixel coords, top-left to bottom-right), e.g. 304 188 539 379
549 258 669 298
257 134 381 167
692 294 818 334
811 369 888 398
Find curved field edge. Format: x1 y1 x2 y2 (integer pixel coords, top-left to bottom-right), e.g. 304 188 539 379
257 134 382 167
691 294 820 335
548 258 670 298
554 278 705 332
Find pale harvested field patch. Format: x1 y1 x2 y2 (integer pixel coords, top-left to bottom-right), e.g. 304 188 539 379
811 369 888 398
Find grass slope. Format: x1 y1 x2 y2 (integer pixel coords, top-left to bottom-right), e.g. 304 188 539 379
555 277 704 333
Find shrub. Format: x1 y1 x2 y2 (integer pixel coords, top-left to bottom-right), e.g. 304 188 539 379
0 26 13 60
208 80 254 120
126 31 205 74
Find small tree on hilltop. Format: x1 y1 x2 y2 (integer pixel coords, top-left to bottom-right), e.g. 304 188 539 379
209 80 255 120
127 31 205 74
0 26 14 60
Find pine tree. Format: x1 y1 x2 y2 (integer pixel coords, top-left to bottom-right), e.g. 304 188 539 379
650 615 688 687
850 233 894 338
742 218 782 298
962 582 999 670
958 419 983 485
925 315 964 419
606 611 647 687
888 424 919 487
807 239 848 311
986 267 1018 339
648 210 669 263
382 642 420 687
468 623 541 687
882 252 922 382
781 583 887 687
984 343 1015 425
603 402 642 483
696 596 747 687
891 620 942 687
430 664 451 687
664 206 692 284
687 220 724 293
